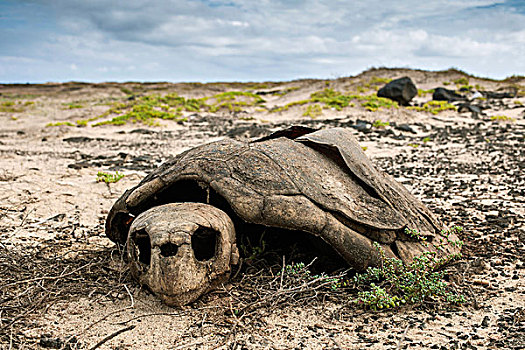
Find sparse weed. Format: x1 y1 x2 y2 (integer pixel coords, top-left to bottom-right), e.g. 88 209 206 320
46 121 75 127
361 96 398 111
354 227 465 310
85 91 264 126
303 104 323 118
0 101 24 113
63 103 83 109
418 89 435 97
372 120 390 128
407 101 456 114
490 115 515 122
96 171 124 183
272 88 396 114
453 77 469 86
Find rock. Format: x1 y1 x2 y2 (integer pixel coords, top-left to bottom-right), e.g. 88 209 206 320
350 119 372 133
458 103 482 118
377 77 417 105
394 123 417 134
433 88 465 102
481 91 516 99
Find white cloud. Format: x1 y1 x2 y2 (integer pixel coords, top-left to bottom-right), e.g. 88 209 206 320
1 0 523 82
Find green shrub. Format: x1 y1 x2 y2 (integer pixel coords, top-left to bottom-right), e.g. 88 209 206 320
96 171 124 183
353 227 465 310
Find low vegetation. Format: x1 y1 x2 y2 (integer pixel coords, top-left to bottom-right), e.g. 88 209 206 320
273 88 396 113
407 100 457 114
63 102 83 109
490 115 515 122
74 91 266 126
302 104 323 118
96 171 125 183
353 227 465 310
0 101 29 113
242 226 466 312
46 121 75 127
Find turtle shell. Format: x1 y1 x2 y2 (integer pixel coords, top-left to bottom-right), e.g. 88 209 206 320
106 127 458 270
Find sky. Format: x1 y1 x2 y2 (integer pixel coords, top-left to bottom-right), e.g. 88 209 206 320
1 0 524 83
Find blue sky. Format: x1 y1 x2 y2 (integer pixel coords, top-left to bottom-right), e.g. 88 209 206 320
1 0 524 83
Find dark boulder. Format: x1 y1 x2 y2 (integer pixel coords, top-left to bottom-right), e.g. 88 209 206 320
433 88 465 102
377 77 417 105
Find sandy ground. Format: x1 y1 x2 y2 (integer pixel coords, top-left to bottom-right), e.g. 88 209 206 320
0 68 524 349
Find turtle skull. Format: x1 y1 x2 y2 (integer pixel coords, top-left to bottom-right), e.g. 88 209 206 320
127 202 239 306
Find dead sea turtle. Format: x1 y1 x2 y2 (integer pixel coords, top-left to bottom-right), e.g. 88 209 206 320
106 126 459 306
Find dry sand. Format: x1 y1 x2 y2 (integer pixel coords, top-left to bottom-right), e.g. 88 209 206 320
0 68 523 349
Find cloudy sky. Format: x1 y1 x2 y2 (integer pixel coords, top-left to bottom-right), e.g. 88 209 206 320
1 0 524 83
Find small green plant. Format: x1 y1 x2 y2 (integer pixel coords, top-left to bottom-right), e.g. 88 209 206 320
361 96 398 111
273 99 311 112
490 115 515 122
46 121 75 127
240 234 267 262
63 103 83 109
514 100 523 106
408 143 420 148
417 89 435 97
458 84 473 91
443 81 451 86
0 101 24 113
422 137 431 143
407 100 456 115
120 87 133 95
96 171 124 183
303 104 323 118
453 77 469 86
311 89 355 111
277 261 343 292
372 120 390 128
354 227 465 310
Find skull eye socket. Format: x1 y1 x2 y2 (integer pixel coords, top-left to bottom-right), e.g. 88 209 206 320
191 227 218 261
160 243 179 257
132 229 151 266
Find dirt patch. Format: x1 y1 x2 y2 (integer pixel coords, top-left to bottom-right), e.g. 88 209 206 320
1 68 523 349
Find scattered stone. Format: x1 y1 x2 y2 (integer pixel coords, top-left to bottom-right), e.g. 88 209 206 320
458 103 482 118
481 91 516 99
394 123 417 133
433 88 465 102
